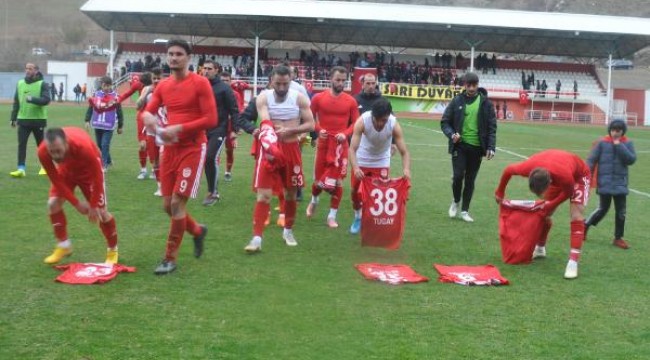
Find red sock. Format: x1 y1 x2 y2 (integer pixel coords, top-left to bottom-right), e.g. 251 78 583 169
185 214 202 237
570 220 585 250
226 148 234 172
138 149 147 168
253 201 270 236
330 186 343 210
153 167 160 181
538 218 553 246
311 183 322 197
284 200 297 229
165 218 186 261
49 211 68 241
99 217 118 249
278 192 285 214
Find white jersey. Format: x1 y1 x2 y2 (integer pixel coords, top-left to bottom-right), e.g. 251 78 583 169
265 89 300 121
357 111 396 168
291 81 310 104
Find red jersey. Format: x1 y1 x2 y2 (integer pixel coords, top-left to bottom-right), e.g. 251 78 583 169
495 150 590 211
145 72 217 147
55 263 136 285
499 200 549 265
311 90 359 137
317 136 349 191
37 127 104 208
434 264 510 286
231 81 249 111
360 177 410 250
355 263 429 285
232 91 244 115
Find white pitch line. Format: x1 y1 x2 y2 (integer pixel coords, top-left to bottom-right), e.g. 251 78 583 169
402 121 650 198
495 147 528 159
629 189 650 198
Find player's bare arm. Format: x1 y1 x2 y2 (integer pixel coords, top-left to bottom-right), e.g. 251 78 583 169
136 85 151 110
294 94 315 135
256 92 271 122
348 116 365 180
392 122 411 180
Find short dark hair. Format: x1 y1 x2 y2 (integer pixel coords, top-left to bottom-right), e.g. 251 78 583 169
45 128 66 143
271 65 291 77
139 72 153 86
608 119 626 133
203 59 218 68
464 72 479 85
100 76 113 86
330 66 347 77
151 67 162 76
220 71 232 79
371 98 393 118
529 167 551 196
361 73 376 83
167 39 192 55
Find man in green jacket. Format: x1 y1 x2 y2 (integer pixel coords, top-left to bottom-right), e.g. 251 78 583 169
440 72 497 222
10 63 51 177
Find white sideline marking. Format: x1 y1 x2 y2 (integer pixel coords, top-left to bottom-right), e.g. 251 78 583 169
402 122 650 199
629 189 650 198
496 147 528 159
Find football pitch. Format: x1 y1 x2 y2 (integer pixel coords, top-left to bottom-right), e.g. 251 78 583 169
1 104 649 359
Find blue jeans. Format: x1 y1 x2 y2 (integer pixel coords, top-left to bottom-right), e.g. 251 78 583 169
94 129 114 167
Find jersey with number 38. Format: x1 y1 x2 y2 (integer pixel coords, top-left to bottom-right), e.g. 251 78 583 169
360 177 410 249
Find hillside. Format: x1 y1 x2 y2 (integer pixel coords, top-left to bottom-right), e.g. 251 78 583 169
1 0 648 71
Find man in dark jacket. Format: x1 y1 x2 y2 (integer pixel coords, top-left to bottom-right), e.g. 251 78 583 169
201 60 257 205
440 72 496 222
354 73 382 115
10 63 50 177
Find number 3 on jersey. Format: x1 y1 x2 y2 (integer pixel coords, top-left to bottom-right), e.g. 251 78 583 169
369 188 398 216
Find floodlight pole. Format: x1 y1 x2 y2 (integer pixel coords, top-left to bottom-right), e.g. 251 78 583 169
463 40 484 72
605 53 613 124
253 34 259 95
250 26 270 97
109 30 115 78
470 47 475 72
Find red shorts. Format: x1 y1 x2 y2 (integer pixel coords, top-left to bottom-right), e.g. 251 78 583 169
136 112 146 142
49 172 107 209
544 174 591 206
254 141 303 191
159 143 206 198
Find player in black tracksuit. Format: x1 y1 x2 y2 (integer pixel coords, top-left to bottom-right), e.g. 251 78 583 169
202 62 257 205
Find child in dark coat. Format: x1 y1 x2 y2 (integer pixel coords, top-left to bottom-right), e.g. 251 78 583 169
585 120 636 249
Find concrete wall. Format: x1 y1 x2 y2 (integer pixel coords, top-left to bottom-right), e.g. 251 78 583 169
646 91 650 126
613 88 646 126
0 72 54 100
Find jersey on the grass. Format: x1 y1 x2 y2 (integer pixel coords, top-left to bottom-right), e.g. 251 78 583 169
54 263 136 285
360 177 410 250
355 263 428 285
434 264 510 286
499 200 549 264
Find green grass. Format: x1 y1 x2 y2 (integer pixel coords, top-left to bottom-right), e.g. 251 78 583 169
1 103 649 359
